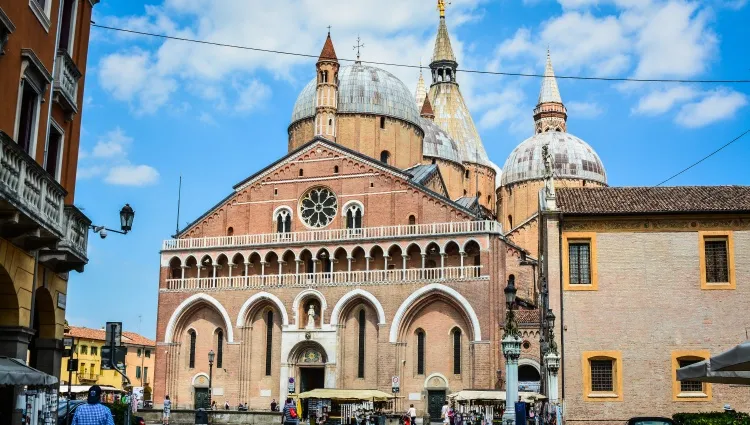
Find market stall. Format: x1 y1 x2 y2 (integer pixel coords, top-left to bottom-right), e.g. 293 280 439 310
447 390 547 425
0 356 59 425
297 389 396 425
61 385 124 401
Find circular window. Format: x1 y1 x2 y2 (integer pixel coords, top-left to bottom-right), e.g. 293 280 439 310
522 340 531 350
300 187 337 228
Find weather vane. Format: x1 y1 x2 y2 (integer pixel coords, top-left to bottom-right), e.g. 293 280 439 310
353 35 364 61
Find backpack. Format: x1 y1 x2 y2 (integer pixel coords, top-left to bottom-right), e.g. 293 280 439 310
289 406 298 419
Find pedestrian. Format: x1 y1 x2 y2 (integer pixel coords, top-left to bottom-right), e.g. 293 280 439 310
211 400 217 410
71 385 115 425
162 395 171 425
282 398 299 425
441 401 450 425
225 400 230 410
724 404 736 413
407 404 417 425
271 398 278 412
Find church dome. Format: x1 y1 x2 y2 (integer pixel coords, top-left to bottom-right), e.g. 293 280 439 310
291 64 422 128
501 132 606 186
419 117 461 164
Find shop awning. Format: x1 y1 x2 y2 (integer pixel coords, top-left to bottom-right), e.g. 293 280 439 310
297 389 395 401
64 385 124 394
447 390 546 403
0 357 58 386
710 341 750 372
676 359 750 385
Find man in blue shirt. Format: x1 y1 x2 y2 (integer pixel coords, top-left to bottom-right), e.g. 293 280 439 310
72 385 115 425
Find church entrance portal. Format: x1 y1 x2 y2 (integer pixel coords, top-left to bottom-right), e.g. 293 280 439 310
300 367 325 393
194 388 209 409
427 391 446 421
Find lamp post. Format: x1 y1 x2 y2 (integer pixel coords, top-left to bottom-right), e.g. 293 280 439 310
90 203 136 238
502 275 521 424
544 309 560 403
208 350 215 410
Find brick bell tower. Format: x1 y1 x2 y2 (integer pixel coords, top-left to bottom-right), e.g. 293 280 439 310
533 50 567 134
315 31 339 140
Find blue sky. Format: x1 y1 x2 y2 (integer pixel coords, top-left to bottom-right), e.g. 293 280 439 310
69 0 750 338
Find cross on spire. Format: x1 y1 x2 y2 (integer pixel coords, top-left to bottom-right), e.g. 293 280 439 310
353 36 364 62
326 25 331 34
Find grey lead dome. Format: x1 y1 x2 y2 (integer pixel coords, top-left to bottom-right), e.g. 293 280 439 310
291 64 422 128
501 132 607 186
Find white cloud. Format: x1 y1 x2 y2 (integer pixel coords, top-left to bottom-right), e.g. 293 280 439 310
631 85 699 115
235 80 272 113
98 50 177 114
77 128 159 186
105 165 160 186
675 89 748 128
198 112 217 126
91 127 132 158
476 86 527 130
567 101 604 118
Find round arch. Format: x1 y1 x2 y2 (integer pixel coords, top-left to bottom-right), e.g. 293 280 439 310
329 289 386 326
164 293 234 343
235 292 289 327
389 284 482 343
286 339 330 364
292 289 328 326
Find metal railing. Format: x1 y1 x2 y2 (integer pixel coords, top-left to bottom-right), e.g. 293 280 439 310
77 373 98 382
164 265 485 291
163 220 500 251
0 131 66 237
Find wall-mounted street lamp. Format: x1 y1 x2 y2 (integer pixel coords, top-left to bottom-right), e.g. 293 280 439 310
90 204 135 239
208 349 215 409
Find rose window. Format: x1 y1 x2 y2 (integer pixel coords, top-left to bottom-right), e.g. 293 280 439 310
300 187 337 228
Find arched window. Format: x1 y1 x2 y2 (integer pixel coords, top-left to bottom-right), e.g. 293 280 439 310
379 117 386 129
346 204 363 229
227 227 234 236
275 208 292 234
188 329 196 369
508 215 513 229
452 328 461 375
380 150 390 164
334 165 339 174
299 169 304 177
465 170 470 179
487 195 491 204
216 329 223 369
323 71 329 83
358 309 366 378
265 310 274 376
416 330 426 375
408 215 416 225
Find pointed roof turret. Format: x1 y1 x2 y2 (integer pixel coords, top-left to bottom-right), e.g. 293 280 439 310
537 50 562 104
415 69 427 108
318 32 338 62
431 15 457 63
420 96 435 119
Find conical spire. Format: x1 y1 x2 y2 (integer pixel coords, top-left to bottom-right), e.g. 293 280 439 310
420 96 435 119
415 69 427 108
431 16 456 63
537 50 562 104
318 32 337 62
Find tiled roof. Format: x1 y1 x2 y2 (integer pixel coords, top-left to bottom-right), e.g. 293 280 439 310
318 34 337 61
538 51 562 105
557 186 750 215
65 326 155 346
420 96 434 117
406 164 439 185
455 196 479 210
432 17 456 63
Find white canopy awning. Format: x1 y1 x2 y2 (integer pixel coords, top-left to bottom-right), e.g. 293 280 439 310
447 390 546 403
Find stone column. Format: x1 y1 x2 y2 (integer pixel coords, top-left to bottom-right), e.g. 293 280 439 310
459 252 466 277
181 265 187 280
440 253 446 279
545 351 560 403
402 255 408 280
32 338 63 377
0 326 35 360
502 335 522 423
365 256 371 272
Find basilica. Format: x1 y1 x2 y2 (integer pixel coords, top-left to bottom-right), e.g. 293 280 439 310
153 4 750 421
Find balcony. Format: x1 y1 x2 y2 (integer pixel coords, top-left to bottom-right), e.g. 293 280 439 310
162 220 501 251
52 50 82 120
164 265 486 292
0 131 90 272
77 373 98 383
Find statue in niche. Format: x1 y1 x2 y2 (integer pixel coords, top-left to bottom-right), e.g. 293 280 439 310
306 303 317 330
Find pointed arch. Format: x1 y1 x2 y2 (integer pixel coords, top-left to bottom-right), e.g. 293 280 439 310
389 283 482 343
165 293 234 343
330 289 386 326
293 288 328 327
236 292 289 327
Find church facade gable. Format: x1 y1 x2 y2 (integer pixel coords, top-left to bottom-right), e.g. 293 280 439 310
178 138 476 240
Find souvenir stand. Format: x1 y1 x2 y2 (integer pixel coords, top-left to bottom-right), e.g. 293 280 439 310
298 389 395 425
447 390 547 425
0 356 59 425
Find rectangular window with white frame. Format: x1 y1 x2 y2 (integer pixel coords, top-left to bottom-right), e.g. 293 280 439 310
58 0 78 53
16 80 42 156
29 0 53 32
45 121 64 181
